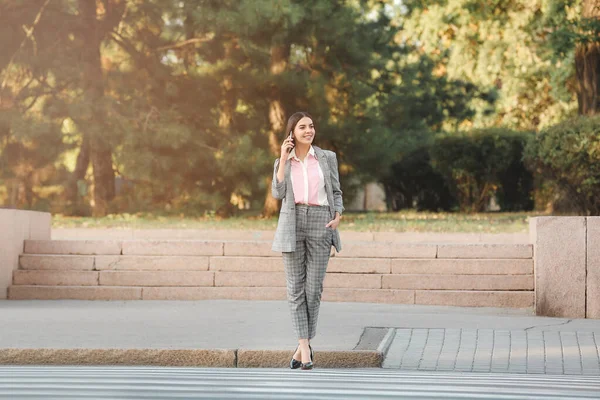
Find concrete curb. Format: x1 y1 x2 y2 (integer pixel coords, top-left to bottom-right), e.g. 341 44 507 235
377 328 396 357
0 348 383 368
237 350 382 368
0 348 236 367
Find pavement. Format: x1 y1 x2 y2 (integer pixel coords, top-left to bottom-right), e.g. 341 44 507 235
2 300 600 375
4 366 600 399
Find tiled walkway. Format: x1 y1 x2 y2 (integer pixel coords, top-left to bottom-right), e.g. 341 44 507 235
384 328 600 375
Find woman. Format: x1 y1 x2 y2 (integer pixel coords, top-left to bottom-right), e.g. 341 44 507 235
271 111 344 370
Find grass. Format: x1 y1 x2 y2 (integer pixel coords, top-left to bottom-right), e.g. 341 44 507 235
51 210 549 233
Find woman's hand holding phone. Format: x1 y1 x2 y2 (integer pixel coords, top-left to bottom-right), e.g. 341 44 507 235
280 131 295 160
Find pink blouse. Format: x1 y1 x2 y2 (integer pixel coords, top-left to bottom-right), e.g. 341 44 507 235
288 146 329 206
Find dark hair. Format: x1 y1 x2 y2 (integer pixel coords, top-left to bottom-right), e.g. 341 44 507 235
285 111 313 138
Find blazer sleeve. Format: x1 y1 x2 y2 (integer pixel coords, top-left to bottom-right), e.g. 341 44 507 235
271 158 286 200
329 152 345 216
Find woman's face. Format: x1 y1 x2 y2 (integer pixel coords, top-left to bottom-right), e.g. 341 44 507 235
293 117 315 145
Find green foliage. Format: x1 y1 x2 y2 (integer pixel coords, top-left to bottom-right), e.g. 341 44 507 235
495 133 536 211
545 0 600 54
398 0 579 131
0 0 555 215
382 140 458 212
107 0 491 211
524 115 600 215
430 128 534 212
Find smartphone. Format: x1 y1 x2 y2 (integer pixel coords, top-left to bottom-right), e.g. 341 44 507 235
288 132 294 152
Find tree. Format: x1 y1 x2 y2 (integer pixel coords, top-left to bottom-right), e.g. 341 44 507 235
541 0 600 116
0 0 127 215
398 0 578 131
575 0 600 115
0 0 72 210
0 0 499 215
78 0 125 216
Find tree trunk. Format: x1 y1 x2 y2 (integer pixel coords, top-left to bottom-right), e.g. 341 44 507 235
263 44 289 217
67 133 90 212
79 0 115 217
215 39 237 217
8 179 19 208
576 0 600 115
219 39 235 132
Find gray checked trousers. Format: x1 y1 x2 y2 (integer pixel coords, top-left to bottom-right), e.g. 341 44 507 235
282 204 333 340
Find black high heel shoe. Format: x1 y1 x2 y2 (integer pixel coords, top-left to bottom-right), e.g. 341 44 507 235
301 345 314 370
290 346 302 369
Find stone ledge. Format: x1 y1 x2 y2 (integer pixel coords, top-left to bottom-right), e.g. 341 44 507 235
587 218 600 318
0 348 235 367
237 349 382 368
531 217 586 318
0 209 51 297
0 348 380 368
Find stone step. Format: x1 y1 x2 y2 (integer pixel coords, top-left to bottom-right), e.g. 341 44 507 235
19 255 211 271
8 285 143 300
13 269 532 291
391 259 532 275
19 254 532 275
7 285 533 307
13 270 99 286
415 290 534 308
337 243 532 259
382 274 533 290
23 240 533 259
51 228 531 243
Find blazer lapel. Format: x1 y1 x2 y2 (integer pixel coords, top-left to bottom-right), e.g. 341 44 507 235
314 147 331 187
285 158 292 180
314 146 335 211
284 159 295 206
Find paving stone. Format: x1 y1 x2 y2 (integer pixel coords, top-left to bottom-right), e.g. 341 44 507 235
577 332 600 374
382 329 411 369
526 331 545 373
383 327 600 376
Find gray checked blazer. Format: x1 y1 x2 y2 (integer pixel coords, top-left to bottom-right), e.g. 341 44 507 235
271 146 344 253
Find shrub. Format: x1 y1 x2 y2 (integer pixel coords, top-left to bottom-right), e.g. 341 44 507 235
382 145 457 212
430 128 534 212
524 115 600 215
